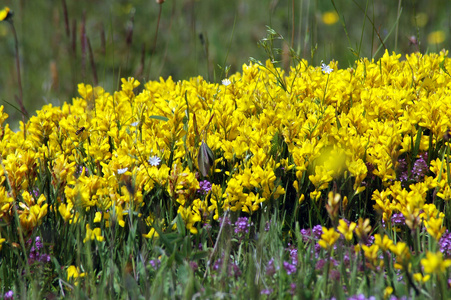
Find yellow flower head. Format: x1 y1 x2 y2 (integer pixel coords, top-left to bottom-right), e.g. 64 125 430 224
67 265 86 286
318 226 340 251
427 31 446 44
322 11 339 25
421 251 451 274
337 219 356 241
0 7 12 21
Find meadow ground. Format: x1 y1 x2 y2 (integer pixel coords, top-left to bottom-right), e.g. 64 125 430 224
1 1 451 299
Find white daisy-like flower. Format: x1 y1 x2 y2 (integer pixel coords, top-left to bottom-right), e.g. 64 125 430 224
321 62 333 74
148 155 161 166
222 78 231 86
117 167 128 174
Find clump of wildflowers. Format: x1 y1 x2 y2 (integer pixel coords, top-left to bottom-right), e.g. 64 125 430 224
439 230 451 257
197 180 212 195
3 290 14 300
27 236 51 265
234 216 252 237
212 255 242 279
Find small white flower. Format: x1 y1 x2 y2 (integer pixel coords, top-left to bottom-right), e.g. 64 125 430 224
131 121 139 127
117 167 128 174
148 155 161 166
321 62 333 74
222 78 231 86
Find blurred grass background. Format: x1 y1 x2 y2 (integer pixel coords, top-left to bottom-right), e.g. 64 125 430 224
0 0 450 128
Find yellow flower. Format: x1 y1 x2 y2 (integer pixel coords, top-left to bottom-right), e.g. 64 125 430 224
18 192 48 232
421 251 451 274
412 13 428 27
322 11 339 25
389 242 410 270
0 7 12 21
93 211 102 223
337 219 356 241
362 244 380 268
423 215 446 241
325 191 341 221
354 218 371 243
374 234 394 252
0 235 5 251
318 227 340 251
427 31 446 44
83 224 105 243
413 272 430 283
383 287 393 299
67 265 86 286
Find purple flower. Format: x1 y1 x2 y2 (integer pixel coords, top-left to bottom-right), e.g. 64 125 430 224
28 236 50 265
289 283 296 295
189 261 198 272
218 216 231 226
229 262 242 279
398 153 428 185
330 270 340 281
265 221 271 232
197 180 212 195
202 223 212 232
3 290 14 300
213 258 223 271
39 254 51 263
283 261 297 275
261 289 273 295
347 295 376 300
266 258 277 276
150 259 160 270
312 225 323 239
234 217 251 236
35 236 43 250
316 259 326 270
412 153 428 180
439 230 451 257
391 213 406 226
300 228 312 243
32 188 40 198
288 248 298 265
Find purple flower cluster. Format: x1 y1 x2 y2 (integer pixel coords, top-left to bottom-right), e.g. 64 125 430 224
347 295 376 300
300 225 323 257
283 261 297 275
218 216 231 226
398 153 428 185
212 256 242 279
261 288 273 295
266 258 278 276
3 290 13 300
382 212 406 228
197 180 212 195
189 261 198 272
27 236 51 265
234 217 251 236
300 225 323 243
149 259 161 270
439 230 451 257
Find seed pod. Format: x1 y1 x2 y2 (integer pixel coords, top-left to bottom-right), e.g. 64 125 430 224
198 141 214 177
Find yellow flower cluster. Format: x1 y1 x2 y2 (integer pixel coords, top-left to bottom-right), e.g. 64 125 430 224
0 50 450 239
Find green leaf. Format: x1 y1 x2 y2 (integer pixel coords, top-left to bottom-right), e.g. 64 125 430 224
149 115 169 122
412 127 423 159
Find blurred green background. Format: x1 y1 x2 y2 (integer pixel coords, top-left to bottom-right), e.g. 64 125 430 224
1 0 450 128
